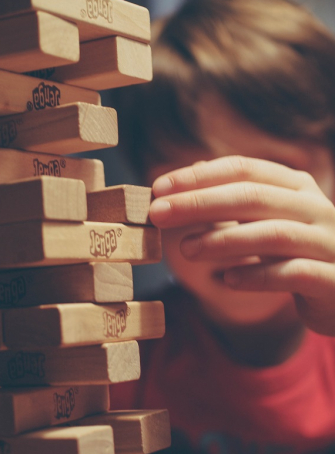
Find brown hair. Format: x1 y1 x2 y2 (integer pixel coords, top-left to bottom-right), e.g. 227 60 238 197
115 0 335 178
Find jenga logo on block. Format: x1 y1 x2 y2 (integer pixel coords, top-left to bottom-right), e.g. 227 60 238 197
28 82 61 111
0 441 10 454
33 158 65 177
0 277 26 307
90 229 119 258
7 351 45 380
0 121 17 147
103 309 127 338
86 0 113 23
54 387 76 419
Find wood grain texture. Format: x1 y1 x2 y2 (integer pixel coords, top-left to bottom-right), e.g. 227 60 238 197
0 102 118 154
0 11 80 72
0 176 87 224
0 220 161 269
2 300 165 348
0 341 140 385
87 185 152 225
48 36 152 90
0 69 100 116
0 148 105 192
73 410 171 454
0 262 133 308
0 385 109 436
0 0 150 43
0 425 114 454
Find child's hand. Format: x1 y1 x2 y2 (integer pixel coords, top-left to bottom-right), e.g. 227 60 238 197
149 155 335 335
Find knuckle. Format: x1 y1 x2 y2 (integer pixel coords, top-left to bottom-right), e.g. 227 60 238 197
189 164 202 186
240 182 266 209
188 192 205 216
266 222 292 248
228 155 254 180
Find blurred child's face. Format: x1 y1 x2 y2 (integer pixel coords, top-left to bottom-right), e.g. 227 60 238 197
151 97 335 327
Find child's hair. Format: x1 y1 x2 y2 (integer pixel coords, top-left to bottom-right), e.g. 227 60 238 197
115 0 335 178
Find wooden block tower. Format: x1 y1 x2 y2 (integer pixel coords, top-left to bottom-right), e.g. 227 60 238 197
0 1 171 453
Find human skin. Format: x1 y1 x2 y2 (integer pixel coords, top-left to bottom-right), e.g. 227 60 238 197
149 98 335 349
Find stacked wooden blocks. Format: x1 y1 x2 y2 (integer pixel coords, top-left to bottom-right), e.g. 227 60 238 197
0 1 171 453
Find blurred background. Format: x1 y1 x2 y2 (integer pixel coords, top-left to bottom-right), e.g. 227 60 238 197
85 0 335 299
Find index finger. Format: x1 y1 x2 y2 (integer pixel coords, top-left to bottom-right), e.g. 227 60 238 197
152 155 321 197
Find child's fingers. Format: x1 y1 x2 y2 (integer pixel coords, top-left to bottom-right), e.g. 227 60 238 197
152 155 323 197
180 220 335 262
223 259 335 335
224 258 335 297
149 182 334 228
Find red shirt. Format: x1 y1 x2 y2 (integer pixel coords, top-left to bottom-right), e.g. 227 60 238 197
110 285 335 453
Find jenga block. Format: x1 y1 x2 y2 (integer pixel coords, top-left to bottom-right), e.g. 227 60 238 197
0 102 118 154
0 69 101 116
73 410 171 454
47 36 152 90
0 177 87 225
0 149 105 192
0 0 150 44
0 221 161 269
0 263 133 308
2 301 165 348
87 185 152 225
0 425 115 454
0 11 79 72
0 385 109 436
0 341 140 386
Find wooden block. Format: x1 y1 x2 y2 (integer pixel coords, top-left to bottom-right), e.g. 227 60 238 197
0 11 79 72
0 148 105 192
0 385 109 436
0 425 115 454
0 102 118 154
2 301 165 348
0 69 100 116
0 0 150 44
87 185 152 225
0 341 140 385
46 36 152 90
73 410 171 454
0 263 133 308
0 221 161 269
0 177 87 225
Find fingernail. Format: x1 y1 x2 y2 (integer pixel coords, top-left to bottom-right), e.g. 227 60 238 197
153 177 173 196
180 236 202 257
224 270 242 287
150 199 172 223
